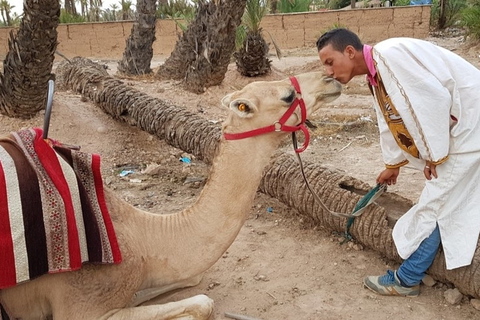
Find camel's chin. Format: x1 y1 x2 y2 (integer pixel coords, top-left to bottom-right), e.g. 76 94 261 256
321 92 341 103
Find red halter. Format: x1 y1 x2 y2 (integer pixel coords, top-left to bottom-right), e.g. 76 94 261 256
223 76 310 153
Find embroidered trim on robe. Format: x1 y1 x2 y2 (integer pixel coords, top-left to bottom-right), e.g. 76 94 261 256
370 70 420 159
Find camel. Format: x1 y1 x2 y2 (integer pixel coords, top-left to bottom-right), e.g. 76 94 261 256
0 72 341 319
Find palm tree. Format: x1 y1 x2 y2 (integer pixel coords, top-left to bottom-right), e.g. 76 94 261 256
234 0 272 77
270 0 278 12
110 3 119 20
79 0 88 18
0 0 60 118
117 0 157 75
120 0 133 20
89 0 102 21
0 0 14 25
156 0 247 94
64 0 78 15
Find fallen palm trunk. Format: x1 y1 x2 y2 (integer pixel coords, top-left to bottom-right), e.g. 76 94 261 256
55 57 480 299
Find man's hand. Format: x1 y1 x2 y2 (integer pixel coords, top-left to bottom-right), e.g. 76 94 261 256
376 168 400 185
424 161 438 180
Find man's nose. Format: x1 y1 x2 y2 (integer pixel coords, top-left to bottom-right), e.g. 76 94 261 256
324 66 334 76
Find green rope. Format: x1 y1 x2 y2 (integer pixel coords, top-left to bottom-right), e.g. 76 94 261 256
343 183 387 243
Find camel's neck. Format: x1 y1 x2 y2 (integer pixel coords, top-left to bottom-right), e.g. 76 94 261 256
114 136 281 289
188 137 279 244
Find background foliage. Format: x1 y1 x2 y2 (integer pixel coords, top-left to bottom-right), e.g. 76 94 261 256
0 0 478 41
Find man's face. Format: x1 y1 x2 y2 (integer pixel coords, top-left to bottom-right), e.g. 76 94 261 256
318 43 355 84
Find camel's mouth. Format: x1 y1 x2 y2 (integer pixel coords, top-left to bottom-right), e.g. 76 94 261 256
319 90 342 103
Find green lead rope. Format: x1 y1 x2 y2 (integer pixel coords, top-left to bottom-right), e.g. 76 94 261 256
343 183 387 242
291 132 387 241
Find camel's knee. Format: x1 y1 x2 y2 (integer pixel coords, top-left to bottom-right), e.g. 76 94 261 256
183 294 214 318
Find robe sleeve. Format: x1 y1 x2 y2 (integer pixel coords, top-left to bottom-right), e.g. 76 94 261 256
373 99 409 168
373 41 452 164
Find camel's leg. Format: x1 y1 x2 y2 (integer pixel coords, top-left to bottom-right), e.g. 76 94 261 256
101 294 214 320
128 274 204 307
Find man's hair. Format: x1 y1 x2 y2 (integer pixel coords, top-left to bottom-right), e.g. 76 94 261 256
316 28 363 52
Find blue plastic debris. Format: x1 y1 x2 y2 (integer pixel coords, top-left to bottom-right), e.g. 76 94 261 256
267 207 273 213
180 157 191 164
119 170 134 177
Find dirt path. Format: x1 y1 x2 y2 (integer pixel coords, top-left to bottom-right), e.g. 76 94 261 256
1 33 480 320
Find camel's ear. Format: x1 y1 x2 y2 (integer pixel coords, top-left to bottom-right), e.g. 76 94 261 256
221 92 235 108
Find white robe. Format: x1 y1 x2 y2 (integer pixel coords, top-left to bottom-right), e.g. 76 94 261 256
371 38 480 270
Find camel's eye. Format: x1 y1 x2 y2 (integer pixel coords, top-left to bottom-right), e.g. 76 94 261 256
282 90 296 104
237 103 250 113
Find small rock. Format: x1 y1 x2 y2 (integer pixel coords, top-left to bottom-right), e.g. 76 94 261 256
353 243 364 251
142 163 162 175
207 281 220 290
422 274 436 287
444 288 463 305
96 126 107 133
254 274 269 282
470 299 480 311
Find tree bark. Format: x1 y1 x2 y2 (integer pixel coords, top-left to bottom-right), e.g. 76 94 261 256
438 0 447 29
117 0 157 75
55 57 480 299
64 0 78 15
156 0 247 93
270 0 278 13
0 0 59 119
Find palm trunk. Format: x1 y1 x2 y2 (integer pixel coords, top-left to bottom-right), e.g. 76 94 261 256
0 0 60 118
65 0 78 15
234 30 271 77
156 0 247 93
56 57 480 299
117 0 157 75
56 57 221 162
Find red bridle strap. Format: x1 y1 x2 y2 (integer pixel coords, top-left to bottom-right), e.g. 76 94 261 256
223 76 310 153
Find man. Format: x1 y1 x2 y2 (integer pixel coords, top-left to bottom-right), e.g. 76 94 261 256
316 28 480 297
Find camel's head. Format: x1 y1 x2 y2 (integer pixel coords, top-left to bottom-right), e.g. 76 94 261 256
221 72 341 151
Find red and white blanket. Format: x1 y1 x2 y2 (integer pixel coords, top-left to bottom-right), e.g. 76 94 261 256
0 128 122 290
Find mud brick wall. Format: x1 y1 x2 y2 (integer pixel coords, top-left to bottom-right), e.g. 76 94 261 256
0 6 430 60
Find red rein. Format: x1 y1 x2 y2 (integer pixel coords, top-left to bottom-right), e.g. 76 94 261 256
223 76 310 153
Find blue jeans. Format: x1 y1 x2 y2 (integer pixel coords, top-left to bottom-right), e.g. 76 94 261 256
396 225 441 287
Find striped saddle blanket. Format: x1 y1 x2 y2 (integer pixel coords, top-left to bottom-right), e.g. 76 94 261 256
0 127 122 290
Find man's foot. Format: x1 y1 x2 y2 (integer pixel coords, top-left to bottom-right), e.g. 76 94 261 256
363 270 420 297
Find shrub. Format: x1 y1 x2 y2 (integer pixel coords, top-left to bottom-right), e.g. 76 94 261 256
460 1 480 39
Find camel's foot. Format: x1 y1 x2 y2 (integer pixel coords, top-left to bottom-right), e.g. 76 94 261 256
101 294 214 320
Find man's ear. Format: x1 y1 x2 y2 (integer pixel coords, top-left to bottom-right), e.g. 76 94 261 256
345 45 356 59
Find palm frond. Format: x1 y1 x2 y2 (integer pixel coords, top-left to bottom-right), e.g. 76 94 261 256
264 29 282 59
243 0 267 32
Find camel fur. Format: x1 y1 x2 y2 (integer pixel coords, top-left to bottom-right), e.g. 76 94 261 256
0 72 341 319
